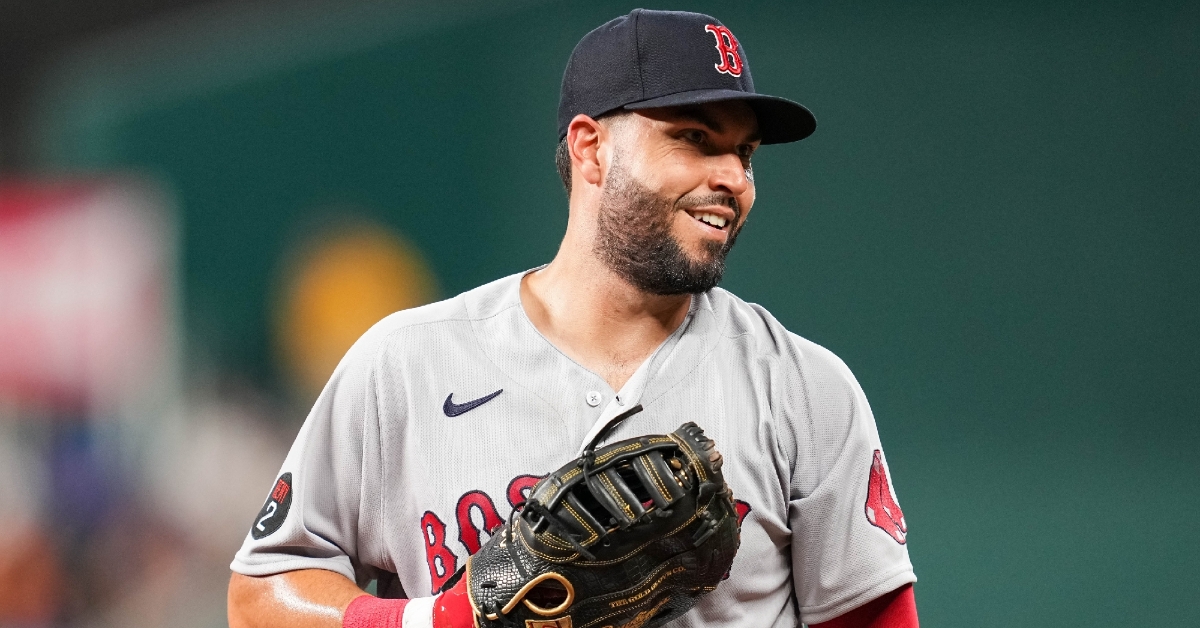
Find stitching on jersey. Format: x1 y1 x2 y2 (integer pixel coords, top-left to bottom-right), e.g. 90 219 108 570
636 293 722 409
465 288 566 423
374 309 477 349
725 294 838 490
368 308 493 572
469 298 522 323
370 331 390 571
477 273 635 418
798 566 916 622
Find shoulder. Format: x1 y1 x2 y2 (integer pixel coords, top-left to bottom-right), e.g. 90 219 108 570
705 287 859 390
706 291 879 496
335 271 523 375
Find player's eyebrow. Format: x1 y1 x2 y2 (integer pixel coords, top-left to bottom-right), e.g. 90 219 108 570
670 106 762 143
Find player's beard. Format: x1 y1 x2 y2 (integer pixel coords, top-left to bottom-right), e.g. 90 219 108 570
595 159 744 296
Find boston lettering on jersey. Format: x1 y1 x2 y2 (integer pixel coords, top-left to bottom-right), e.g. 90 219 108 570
419 473 752 594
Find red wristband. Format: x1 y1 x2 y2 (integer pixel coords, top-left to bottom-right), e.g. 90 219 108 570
343 595 408 628
342 578 475 628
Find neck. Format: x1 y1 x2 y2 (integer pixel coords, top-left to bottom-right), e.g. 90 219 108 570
521 230 692 391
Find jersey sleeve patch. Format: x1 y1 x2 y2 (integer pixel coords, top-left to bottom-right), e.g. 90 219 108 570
864 451 907 544
250 472 293 540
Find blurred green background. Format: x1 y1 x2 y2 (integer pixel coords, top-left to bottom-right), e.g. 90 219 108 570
29 0 1200 625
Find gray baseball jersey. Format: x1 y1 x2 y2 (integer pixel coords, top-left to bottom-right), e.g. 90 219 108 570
231 269 915 626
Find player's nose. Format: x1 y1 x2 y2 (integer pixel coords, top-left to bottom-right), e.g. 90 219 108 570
707 153 751 198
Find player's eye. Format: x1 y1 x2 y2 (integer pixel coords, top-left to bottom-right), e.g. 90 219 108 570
737 145 755 172
681 129 706 145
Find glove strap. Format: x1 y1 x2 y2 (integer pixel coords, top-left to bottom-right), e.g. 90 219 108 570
581 404 643 453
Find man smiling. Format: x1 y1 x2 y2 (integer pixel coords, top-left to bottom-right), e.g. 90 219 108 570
589 105 753 297
229 9 918 628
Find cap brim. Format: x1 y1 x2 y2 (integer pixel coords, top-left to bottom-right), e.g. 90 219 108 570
623 89 816 144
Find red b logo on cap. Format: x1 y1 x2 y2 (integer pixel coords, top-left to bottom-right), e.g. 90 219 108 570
705 24 743 77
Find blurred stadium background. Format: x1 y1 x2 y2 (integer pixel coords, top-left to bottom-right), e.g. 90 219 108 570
1 0 1197 626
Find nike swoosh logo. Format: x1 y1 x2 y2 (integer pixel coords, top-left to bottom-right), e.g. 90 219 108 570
443 389 503 417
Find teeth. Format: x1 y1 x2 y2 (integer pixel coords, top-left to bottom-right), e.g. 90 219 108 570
694 212 727 228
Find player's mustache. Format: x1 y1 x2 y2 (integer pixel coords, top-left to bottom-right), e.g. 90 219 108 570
676 193 741 222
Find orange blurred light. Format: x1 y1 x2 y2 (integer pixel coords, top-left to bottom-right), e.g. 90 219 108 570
274 224 437 399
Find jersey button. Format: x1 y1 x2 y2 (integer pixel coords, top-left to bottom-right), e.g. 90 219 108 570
585 391 602 407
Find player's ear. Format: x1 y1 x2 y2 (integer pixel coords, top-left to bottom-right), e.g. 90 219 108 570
567 114 604 187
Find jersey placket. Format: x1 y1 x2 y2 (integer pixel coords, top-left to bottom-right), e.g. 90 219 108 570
574 299 698 454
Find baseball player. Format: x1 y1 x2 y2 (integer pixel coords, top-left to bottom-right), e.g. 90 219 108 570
229 9 917 628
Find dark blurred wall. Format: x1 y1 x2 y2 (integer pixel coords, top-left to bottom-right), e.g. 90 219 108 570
28 0 1200 625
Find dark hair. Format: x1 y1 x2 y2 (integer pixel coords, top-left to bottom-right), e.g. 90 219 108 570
555 135 572 193
555 111 628 195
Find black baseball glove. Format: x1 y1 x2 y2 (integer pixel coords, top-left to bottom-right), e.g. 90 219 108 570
456 410 739 628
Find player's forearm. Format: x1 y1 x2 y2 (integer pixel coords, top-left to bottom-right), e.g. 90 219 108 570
228 569 366 628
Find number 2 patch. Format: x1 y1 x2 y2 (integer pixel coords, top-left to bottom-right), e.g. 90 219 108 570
251 472 293 539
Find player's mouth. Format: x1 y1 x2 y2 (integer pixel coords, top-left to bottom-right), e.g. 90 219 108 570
684 207 736 234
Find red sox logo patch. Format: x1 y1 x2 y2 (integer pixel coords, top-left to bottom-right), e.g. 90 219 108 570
704 24 743 77
864 450 907 544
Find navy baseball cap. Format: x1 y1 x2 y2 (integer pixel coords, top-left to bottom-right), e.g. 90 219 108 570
558 9 816 144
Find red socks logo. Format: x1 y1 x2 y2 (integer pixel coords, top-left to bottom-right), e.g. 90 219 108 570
864 450 907 544
704 24 743 77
